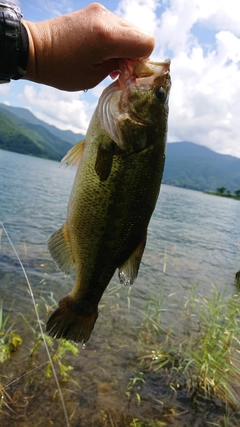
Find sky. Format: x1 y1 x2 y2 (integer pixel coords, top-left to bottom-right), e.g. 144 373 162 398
1 0 240 157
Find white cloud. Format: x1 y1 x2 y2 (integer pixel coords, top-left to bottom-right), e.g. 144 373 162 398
216 31 240 64
115 0 160 33
19 84 91 134
144 0 240 157
198 0 240 36
168 35 240 156
0 85 11 96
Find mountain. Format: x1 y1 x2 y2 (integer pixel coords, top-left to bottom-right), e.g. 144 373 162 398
163 142 240 193
0 103 84 161
0 104 240 193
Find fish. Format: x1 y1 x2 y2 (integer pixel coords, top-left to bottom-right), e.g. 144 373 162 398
46 58 171 343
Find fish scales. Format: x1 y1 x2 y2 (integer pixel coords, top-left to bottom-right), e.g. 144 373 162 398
46 58 171 343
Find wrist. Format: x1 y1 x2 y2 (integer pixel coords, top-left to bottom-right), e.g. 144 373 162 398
21 20 37 83
22 16 75 89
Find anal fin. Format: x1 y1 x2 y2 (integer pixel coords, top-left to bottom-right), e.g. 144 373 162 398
118 234 147 285
48 223 74 274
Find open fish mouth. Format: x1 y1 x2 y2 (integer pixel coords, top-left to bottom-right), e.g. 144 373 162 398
118 58 171 89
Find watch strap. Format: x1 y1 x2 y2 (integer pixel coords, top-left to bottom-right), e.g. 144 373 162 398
12 22 29 80
0 2 29 83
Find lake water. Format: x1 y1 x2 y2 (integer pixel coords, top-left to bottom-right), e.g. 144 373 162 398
0 149 240 426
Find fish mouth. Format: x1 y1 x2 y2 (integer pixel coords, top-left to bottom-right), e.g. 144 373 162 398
118 58 171 89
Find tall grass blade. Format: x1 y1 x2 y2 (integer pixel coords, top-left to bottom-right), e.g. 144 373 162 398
0 220 71 427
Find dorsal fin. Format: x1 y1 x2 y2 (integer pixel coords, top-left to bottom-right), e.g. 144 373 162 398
61 140 85 168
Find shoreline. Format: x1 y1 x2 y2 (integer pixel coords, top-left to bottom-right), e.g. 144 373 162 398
204 191 240 201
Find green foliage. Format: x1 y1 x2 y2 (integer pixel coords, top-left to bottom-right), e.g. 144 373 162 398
126 371 145 406
0 103 84 145
217 187 226 194
130 419 167 427
0 107 76 161
31 333 79 380
136 286 240 409
0 300 22 363
207 187 240 200
186 289 240 405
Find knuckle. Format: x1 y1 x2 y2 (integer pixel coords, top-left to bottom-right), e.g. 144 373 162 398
87 3 107 15
86 3 111 40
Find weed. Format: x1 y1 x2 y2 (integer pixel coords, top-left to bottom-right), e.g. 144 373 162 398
28 296 79 381
0 383 15 414
33 333 79 379
185 288 240 406
126 371 145 406
0 299 22 363
129 418 167 426
137 286 240 409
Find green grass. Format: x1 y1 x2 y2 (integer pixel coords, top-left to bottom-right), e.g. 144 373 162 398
131 285 240 411
0 299 22 363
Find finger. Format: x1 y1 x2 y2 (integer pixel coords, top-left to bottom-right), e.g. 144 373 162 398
96 25 155 64
89 59 121 87
89 6 155 64
113 20 155 58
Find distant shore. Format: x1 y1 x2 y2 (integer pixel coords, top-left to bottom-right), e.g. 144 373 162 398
204 191 240 201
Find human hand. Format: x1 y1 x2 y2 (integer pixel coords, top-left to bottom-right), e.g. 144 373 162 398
23 3 155 91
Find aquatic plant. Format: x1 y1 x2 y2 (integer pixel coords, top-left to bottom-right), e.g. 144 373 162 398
20 293 79 381
126 371 145 406
31 332 79 379
0 299 22 363
129 419 167 427
135 286 240 410
0 382 15 415
185 288 240 406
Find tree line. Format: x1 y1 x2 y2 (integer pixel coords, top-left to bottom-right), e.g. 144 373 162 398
216 187 240 199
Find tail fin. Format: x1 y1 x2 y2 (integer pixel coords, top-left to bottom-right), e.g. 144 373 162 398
46 295 98 343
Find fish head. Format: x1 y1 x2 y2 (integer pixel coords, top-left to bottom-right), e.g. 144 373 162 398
119 58 171 116
98 58 171 153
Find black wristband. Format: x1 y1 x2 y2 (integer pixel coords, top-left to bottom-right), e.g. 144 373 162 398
12 22 29 80
0 1 29 83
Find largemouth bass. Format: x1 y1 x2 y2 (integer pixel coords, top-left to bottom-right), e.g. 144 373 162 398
46 58 171 343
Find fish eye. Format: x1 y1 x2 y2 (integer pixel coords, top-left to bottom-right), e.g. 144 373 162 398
155 87 166 102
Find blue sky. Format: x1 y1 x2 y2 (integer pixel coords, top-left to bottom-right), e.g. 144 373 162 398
1 0 240 157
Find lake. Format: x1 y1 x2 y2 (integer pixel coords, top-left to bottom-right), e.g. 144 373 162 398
0 149 240 426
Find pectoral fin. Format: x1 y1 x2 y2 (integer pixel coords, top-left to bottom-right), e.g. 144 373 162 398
95 142 115 181
48 223 74 274
118 235 147 285
61 140 85 168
